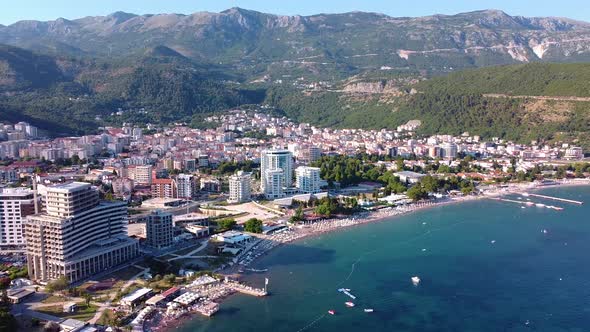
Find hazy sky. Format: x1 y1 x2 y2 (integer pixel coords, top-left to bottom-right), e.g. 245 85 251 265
1 0 589 25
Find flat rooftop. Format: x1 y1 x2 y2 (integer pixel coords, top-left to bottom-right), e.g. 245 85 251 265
46 181 91 193
121 287 152 304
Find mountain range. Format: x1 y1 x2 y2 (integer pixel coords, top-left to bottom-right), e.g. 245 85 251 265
2 8 590 78
1 8 590 147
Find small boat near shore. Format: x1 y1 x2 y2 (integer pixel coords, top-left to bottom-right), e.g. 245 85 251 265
245 268 268 273
364 308 374 313
328 310 335 315
411 276 421 286
345 302 355 307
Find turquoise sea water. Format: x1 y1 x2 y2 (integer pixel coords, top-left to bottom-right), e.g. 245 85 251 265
177 186 590 332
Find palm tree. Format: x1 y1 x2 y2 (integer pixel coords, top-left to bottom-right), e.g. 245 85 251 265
83 292 92 307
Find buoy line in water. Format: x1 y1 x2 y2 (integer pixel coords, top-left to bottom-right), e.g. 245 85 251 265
335 257 361 288
294 313 327 332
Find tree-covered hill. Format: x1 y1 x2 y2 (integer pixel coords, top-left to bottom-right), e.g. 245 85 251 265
417 63 590 97
0 44 264 135
0 44 67 91
266 63 590 148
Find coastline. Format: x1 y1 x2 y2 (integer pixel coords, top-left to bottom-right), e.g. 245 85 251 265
222 195 484 277
222 178 590 276
153 179 590 332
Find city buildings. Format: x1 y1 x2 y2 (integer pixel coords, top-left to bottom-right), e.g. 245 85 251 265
260 149 293 199
145 210 174 249
129 165 153 185
565 147 584 160
0 188 37 253
112 178 134 197
295 166 322 194
263 169 285 199
228 171 252 203
151 178 176 199
25 182 139 283
200 178 221 193
442 142 458 159
175 174 197 199
0 167 18 184
299 146 322 163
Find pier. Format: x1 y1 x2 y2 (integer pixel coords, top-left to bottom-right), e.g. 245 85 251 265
490 197 564 211
524 193 583 205
226 282 268 297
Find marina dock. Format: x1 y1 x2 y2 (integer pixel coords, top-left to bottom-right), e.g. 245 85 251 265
523 193 583 205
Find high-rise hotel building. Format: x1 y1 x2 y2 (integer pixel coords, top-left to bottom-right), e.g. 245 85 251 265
260 149 293 199
0 188 37 253
25 182 139 283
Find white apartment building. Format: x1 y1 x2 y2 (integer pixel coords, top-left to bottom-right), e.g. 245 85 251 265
260 149 293 199
263 169 285 199
25 182 139 283
228 171 252 203
299 146 322 163
0 188 37 253
129 165 153 185
295 166 322 194
176 174 196 199
564 147 583 160
442 142 458 159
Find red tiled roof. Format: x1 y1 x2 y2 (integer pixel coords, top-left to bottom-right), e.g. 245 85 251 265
161 287 180 298
151 178 173 185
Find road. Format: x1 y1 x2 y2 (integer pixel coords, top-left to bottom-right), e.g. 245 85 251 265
483 93 590 102
11 302 62 323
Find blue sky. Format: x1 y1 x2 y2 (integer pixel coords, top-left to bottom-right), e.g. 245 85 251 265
1 0 589 25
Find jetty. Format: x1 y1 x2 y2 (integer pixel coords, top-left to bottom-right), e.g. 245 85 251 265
490 197 564 211
524 193 583 205
227 282 268 297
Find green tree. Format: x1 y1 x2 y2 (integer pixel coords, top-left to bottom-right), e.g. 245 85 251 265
315 203 332 216
420 175 440 193
163 274 177 285
45 276 69 292
292 206 304 222
406 186 429 202
244 218 263 233
82 292 92 307
396 159 405 171
217 219 237 232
